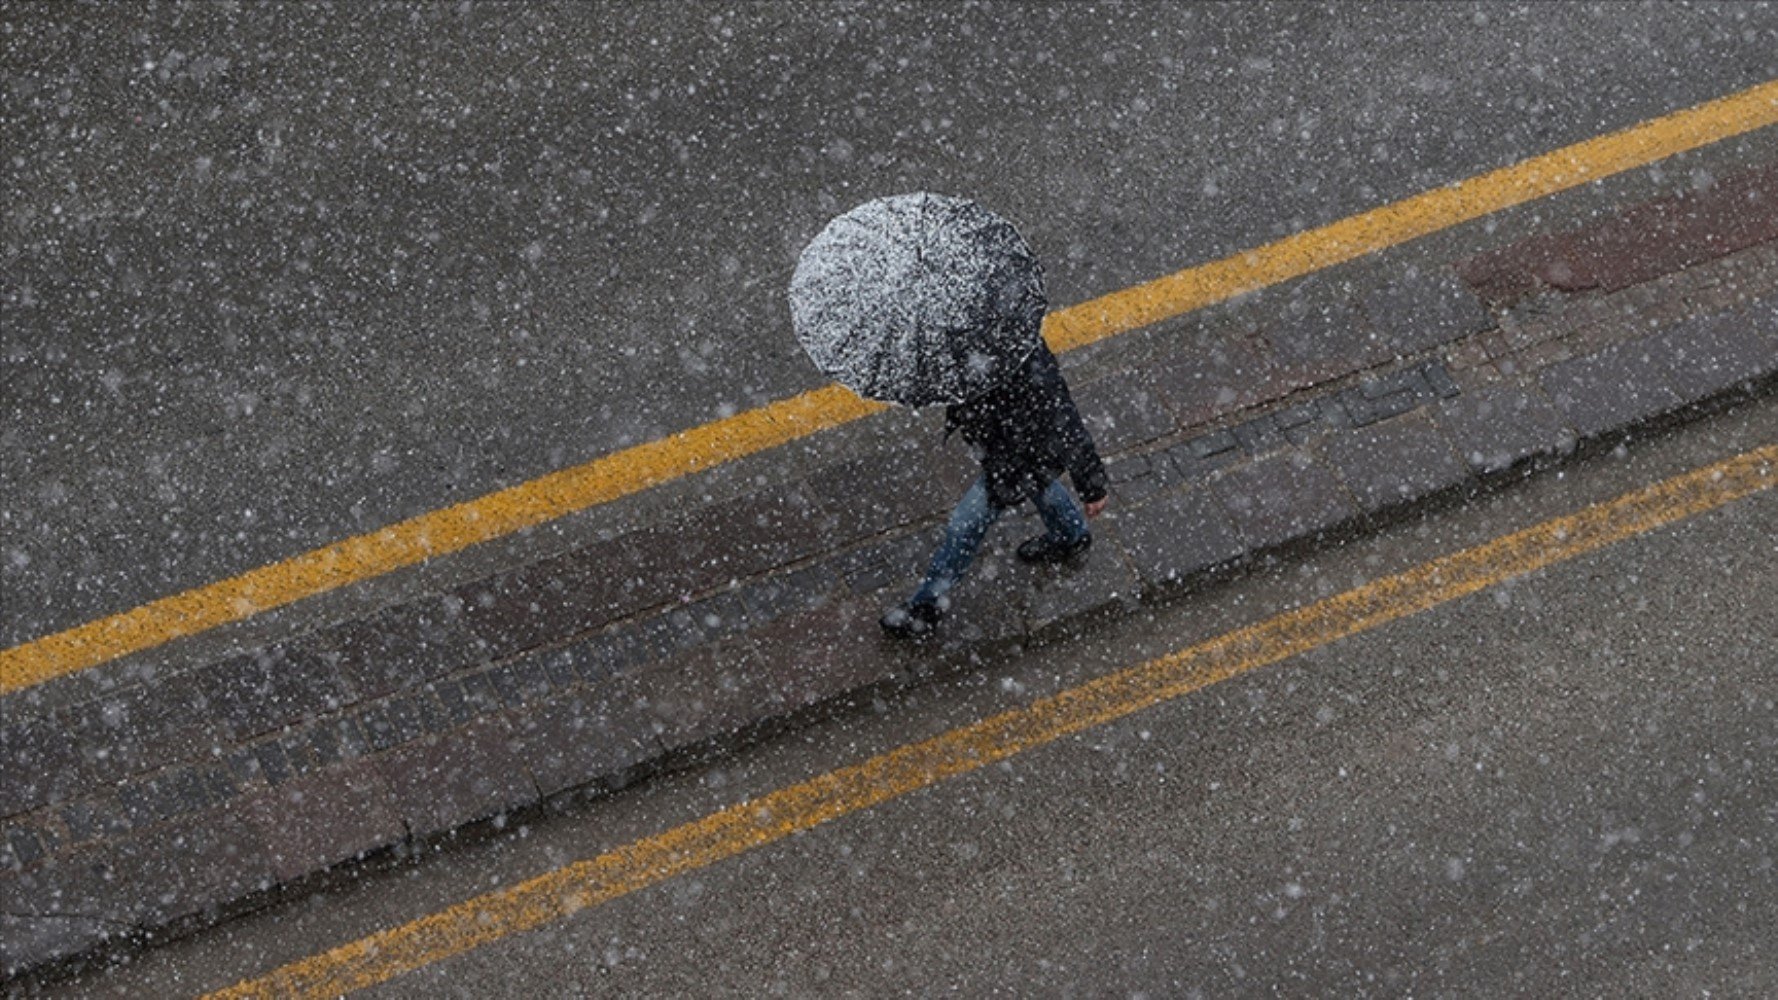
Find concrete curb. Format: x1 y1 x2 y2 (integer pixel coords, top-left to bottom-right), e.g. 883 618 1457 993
4 178 1776 980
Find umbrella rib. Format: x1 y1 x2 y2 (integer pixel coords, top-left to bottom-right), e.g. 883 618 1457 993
874 311 908 401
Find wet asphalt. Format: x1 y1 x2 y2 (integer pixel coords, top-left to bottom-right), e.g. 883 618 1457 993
44 379 1778 998
6 1 1778 647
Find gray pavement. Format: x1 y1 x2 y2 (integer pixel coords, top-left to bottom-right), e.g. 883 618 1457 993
45 389 1778 998
6 0 1778 647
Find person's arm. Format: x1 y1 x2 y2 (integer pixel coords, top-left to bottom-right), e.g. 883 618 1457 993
1031 345 1109 515
1054 392 1108 510
1067 439 1108 511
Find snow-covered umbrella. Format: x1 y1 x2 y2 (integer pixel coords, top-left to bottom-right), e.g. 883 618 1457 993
789 193 1046 406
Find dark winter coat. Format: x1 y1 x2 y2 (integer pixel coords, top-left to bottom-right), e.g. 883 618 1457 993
944 342 1108 510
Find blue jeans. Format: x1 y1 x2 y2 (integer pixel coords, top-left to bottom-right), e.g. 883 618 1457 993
911 475 1089 605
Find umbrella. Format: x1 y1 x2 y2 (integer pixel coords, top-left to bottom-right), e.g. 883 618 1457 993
789 193 1046 406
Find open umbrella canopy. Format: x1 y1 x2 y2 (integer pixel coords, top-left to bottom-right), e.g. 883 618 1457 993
789 193 1047 406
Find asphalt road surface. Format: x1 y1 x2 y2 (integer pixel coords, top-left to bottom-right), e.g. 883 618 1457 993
6 1 1778 648
47 382 1777 997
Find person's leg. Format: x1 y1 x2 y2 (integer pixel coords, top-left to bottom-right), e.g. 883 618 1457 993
1032 478 1089 543
1016 478 1092 563
911 475 1003 606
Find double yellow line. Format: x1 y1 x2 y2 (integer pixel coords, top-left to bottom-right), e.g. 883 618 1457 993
205 443 1777 999
5 78 1777 694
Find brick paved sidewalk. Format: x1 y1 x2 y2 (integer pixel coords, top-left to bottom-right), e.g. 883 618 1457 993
4 162 1775 979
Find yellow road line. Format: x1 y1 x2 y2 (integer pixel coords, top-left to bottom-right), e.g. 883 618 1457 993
206 444 1777 1000
1044 76 1778 350
6 78 1777 694
0 385 884 693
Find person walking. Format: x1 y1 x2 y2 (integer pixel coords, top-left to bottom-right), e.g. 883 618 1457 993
880 339 1107 637
788 192 1105 637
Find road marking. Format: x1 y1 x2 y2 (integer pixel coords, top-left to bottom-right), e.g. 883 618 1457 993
204 444 1776 1000
5 78 1776 694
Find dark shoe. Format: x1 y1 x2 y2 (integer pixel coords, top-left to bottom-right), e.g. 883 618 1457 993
1016 532 1092 564
880 597 943 639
